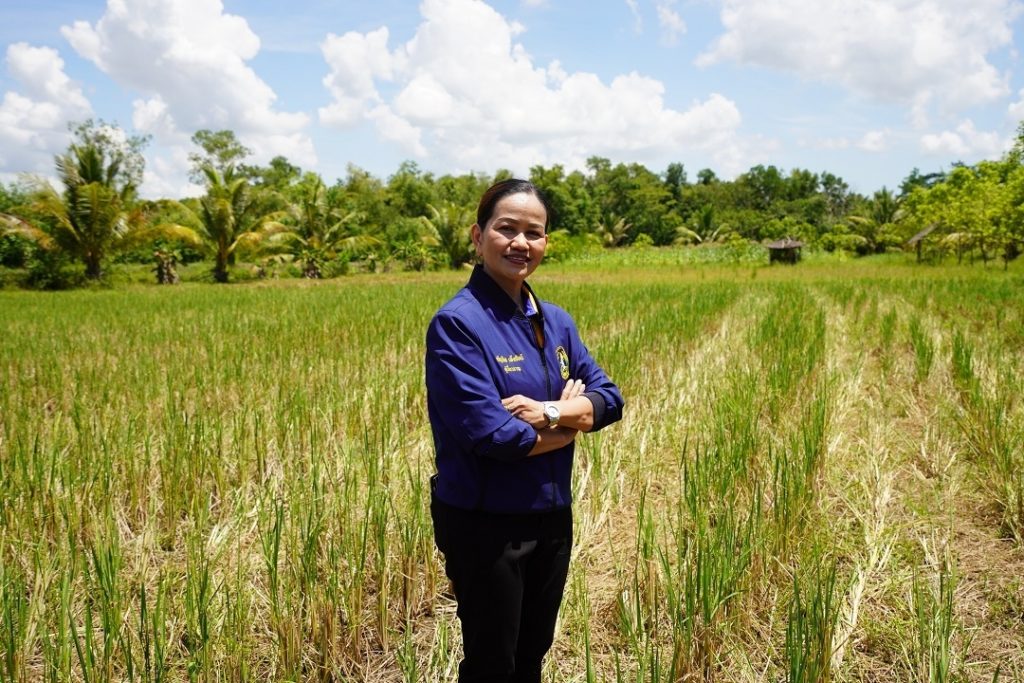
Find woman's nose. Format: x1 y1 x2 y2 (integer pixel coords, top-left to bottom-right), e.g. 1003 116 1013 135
510 232 529 247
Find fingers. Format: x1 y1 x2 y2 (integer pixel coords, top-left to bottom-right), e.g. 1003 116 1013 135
560 378 585 400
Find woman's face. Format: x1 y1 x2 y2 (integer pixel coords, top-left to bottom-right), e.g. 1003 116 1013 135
472 192 548 294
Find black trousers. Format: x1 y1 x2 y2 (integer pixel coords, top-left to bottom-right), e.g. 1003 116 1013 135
432 497 572 683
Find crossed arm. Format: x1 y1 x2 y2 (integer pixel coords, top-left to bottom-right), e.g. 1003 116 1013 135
501 379 594 456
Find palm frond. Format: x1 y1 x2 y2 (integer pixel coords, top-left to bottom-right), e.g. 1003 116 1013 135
0 213 57 250
122 223 205 250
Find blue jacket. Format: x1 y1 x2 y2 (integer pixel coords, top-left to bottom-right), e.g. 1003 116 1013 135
426 266 624 514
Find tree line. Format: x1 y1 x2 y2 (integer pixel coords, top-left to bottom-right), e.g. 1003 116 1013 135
2 121 1023 288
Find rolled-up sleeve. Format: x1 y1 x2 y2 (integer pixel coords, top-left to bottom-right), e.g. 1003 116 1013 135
568 319 624 432
426 311 538 461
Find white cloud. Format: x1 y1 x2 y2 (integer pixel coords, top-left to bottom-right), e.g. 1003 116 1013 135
698 0 1021 117
624 0 643 33
920 120 1008 158
0 43 92 175
656 1 687 45
143 146 202 198
800 136 850 150
62 0 316 196
319 0 748 175
1009 89 1024 120
857 129 890 152
319 26 397 127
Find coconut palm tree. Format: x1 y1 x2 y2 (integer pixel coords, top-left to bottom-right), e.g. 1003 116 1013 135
266 177 379 278
5 142 143 279
675 205 724 245
419 200 473 269
156 165 285 282
844 187 906 255
596 215 631 248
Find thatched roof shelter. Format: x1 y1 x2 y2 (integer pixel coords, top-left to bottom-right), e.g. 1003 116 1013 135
765 237 804 264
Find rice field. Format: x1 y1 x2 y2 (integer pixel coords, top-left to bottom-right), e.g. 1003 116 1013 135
1 256 1023 682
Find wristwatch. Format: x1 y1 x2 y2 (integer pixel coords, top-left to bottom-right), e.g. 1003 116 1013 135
543 401 560 428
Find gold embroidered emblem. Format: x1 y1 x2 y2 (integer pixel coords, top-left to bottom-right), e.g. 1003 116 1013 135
556 346 570 380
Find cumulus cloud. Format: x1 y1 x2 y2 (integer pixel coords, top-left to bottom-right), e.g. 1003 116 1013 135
920 120 1009 158
1009 89 1024 120
857 129 890 152
624 0 643 33
0 43 92 176
319 0 747 175
62 0 316 196
697 0 1021 117
656 1 687 45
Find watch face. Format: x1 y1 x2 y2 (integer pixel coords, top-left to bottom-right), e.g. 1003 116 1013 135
545 403 559 421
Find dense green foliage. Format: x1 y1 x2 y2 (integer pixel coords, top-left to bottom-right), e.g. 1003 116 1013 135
3 122 1024 287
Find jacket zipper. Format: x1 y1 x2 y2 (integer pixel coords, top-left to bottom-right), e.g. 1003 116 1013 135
524 311 557 508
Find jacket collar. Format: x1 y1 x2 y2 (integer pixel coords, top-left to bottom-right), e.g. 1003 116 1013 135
467 264 543 320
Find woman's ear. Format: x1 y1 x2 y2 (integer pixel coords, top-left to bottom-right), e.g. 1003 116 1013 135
470 224 482 253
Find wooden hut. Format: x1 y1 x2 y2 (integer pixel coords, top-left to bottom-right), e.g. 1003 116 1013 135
765 237 804 264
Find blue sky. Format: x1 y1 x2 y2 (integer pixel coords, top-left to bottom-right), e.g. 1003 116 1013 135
2 0 1023 198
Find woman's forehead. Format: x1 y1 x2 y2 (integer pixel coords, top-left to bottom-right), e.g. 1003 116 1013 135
491 193 547 220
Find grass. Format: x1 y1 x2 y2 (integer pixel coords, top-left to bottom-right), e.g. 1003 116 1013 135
0 255 1022 681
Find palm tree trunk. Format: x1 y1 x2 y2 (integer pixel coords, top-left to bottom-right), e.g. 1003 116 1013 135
85 252 102 279
214 253 229 283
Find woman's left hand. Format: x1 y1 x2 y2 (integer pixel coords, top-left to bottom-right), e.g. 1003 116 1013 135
501 394 547 428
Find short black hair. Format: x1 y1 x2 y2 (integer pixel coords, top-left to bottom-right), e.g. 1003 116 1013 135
476 179 552 230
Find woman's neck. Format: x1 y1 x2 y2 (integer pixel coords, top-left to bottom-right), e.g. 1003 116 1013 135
482 265 525 309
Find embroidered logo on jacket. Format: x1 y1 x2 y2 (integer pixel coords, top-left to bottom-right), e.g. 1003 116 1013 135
556 346 570 380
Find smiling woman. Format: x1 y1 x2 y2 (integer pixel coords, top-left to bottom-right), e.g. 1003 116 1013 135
470 179 549 301
424 178 625 683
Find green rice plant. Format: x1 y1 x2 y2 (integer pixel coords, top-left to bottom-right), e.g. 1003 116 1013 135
949 329 976 399
771 390 829 557
41 569 74 683
395 458 432 623
908 315 934 383
71 598 99 683
567 569 598 683
785 555 841 683
661 449 759 681
138 576 170 683
662 503 758 681
617 487 657 656
879 307 898 374
396 622 419 683
426 615 457 682
259 496 303 678
88 525 127 681
0 558 29 683
954 379 1024 541
223 529 255 681
907 554 959 683
183 530 218 680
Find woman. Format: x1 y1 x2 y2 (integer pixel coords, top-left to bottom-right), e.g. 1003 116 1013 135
425 179 624 682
